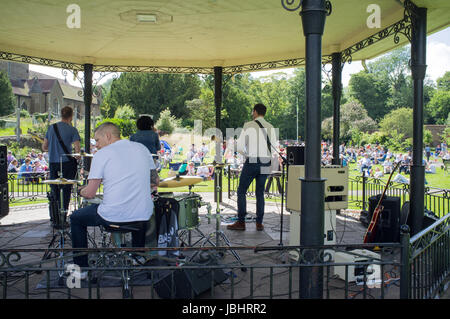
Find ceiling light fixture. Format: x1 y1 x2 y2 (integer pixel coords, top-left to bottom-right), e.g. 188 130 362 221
136 14 157 23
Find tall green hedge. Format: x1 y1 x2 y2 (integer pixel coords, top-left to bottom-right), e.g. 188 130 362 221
95 118 137 137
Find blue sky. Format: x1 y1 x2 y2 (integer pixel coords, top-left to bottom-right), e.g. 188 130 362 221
30 27 450 88
253 26 450 87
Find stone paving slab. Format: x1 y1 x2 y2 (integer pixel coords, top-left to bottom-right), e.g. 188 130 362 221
0 193 443 299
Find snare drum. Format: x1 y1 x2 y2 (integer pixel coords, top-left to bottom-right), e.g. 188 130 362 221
156 192 202 230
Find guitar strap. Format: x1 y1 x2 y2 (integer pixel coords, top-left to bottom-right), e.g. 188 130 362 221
52 123 76 166
254 120 272 157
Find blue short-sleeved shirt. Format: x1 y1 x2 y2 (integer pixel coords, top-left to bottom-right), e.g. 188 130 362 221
45 122 81 163
129 130 161 154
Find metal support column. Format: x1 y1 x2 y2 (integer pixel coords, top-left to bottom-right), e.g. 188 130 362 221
409 7 427 236
83 64 93 171
16 96 20 143
214 66 223 203
331 52 342 165
299 0 327 299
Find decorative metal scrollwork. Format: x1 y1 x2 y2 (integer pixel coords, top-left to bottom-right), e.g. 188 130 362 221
325 1 332 16
281 0 303 12
341 0 415 70
0 251 22 268
281 0 331 15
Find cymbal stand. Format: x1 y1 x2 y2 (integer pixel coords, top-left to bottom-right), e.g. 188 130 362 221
199 164 245 269
42 156 71 285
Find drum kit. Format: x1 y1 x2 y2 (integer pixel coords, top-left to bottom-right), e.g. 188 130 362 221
155 162 244 268
42 153 244 282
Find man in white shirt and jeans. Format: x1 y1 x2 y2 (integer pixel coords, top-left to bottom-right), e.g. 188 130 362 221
70 122 156 272
227 103 278 231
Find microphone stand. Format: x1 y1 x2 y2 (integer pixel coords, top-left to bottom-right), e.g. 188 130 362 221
274 150 288 247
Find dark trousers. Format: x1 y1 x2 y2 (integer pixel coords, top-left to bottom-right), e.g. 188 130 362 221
70 204 147 268
49 161 77 212
237 162 269 224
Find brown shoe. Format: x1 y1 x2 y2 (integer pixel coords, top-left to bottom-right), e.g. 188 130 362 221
256 223 264 231
227 221 246 231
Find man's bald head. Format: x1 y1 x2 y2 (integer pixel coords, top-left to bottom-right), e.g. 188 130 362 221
94 122 121 149
95 122 120 137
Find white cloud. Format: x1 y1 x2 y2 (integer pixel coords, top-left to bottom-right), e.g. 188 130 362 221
426 41 450 82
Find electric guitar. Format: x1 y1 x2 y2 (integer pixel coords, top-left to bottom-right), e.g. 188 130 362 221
363 161 401 244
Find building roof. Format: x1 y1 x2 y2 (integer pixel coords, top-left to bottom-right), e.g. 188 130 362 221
0 0 448 72
10 79 29 97
15 70 100 104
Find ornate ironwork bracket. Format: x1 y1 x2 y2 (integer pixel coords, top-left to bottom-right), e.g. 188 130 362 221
61 68 119 99
281 0 332 16
341 0 416 69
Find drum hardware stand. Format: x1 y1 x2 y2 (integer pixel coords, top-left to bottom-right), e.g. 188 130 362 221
42 156 72 285
178 201 212 249
199 163 246 271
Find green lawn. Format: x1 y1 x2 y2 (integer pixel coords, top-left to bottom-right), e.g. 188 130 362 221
346 160 450 189
0 117 35 136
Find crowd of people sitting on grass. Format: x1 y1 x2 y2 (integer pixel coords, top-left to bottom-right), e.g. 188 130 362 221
5 135 448 186
161 138 449 185
7 149 49 183
330 140 449 184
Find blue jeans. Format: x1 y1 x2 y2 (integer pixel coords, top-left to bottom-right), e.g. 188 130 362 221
70 204 110 268
70 204 147 268
237 162 269 224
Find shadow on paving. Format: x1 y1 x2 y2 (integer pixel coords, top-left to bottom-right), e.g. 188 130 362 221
0 196 406 299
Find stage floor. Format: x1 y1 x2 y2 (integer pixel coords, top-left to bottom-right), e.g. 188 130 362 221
0 193 419 299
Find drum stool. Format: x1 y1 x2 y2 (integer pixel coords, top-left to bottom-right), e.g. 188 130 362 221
98 221 146 299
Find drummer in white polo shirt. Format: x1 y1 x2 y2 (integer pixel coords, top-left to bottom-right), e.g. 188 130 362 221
70 122 156 273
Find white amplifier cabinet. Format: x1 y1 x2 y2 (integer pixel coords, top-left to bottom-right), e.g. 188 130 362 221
286 165 348 212
334 249 382 287
289 210 337 262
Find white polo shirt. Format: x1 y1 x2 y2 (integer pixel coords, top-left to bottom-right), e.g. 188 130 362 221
88 139 155 223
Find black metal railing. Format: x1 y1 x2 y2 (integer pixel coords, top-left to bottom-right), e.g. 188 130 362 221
0 242 407 299
348 175 450 218
406 213 450 299
227 165 449 218
8 172 51 204
227 166 284 200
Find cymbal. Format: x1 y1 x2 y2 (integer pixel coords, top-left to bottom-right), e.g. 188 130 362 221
158 176 203 188
66 153 94 157
42 178 80 185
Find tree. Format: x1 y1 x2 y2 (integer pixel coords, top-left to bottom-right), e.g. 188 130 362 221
367 47 410 89
106 73 201 123
286 68 307 140
114 104 136 120
426 90 450 125
155 108 181 135
0 70 15 116
321 100 377 143
349 71 391 121
249 73 291 139
379 107 413 139
437 71 450 91
184 86 227 132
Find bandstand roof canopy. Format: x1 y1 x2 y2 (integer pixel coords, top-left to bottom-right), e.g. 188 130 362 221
0 0 449 73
